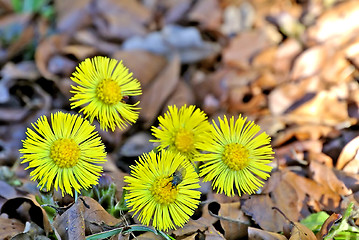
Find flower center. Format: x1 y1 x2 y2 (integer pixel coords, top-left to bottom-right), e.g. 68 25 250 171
222 143 250 171
151 177 179 204
96 79 122 105
50 138 81 168
174 128 194 153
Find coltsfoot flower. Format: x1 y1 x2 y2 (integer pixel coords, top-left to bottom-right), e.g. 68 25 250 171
198 115 274 196
20 112 107 196
124 150 201 231
70 56 142 131
151 105 211 161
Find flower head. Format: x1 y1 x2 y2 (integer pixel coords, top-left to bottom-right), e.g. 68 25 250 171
151 105 211 161
20 112 107 196
124 150 201 231
70 56 142 131
198 115 274 197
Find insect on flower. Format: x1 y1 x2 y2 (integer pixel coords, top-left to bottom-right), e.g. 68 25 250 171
168 165 186 188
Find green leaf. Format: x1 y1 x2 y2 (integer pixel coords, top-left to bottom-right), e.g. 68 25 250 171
85 225 173 240
301 211 330 232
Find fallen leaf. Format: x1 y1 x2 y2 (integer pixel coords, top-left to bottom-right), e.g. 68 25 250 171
35 34 69 80
242 194 283 232
113 50 167 89
139 54 180 127
55 0 92 34
0 195 52 234
119 132 154 157
223 30 273 70
0 215 25 239
289 222 316 240
336 136 359 170
94 0 150 40
247 227 287 240
188 0 222 30
204 225 226 240
53 196 123 239
309 160 352 196
218 202 249 239
305 0 359 45
316 213 342 240
164 80 195 111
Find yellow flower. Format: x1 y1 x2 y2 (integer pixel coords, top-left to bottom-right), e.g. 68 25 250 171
20 112 107 196
198 115 274 197
70 56 142 131
151 105 211 161
124 150 201 231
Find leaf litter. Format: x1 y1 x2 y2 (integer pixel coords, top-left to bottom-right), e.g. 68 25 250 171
1 0 359 239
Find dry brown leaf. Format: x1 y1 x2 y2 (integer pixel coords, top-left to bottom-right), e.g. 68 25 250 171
204 225 226 240
218 202 249 239
113 50 167 89
289 90 349 126
334 169 359 193
274 38 302 74
73 30 121 54
247 227 287 240
0 180 18 200
0 215 25 239
188 0 222 30
316 213 342 240
305 0 359 45
55 0 91 34
0 195 52 234
62 45 97 60
289 221 317 240
35 34 70 80
242 194 284 232
163 80 195 111
94 0 151 40
53 198 86 240
268 76 323 115
139 55 180 127
223 30 272 70
309 160 352 196
283 170 341 212
251 45 277 70
336 136 359 170
172 217 210 237
53 196 122 239
164 0 193 24
290 45 326 81
272 124 333 147
308 152 333 167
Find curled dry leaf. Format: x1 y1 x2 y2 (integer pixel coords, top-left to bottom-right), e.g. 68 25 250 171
316 213 342 240
336 136 359 170
35 34 70 80
0 195 52 235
